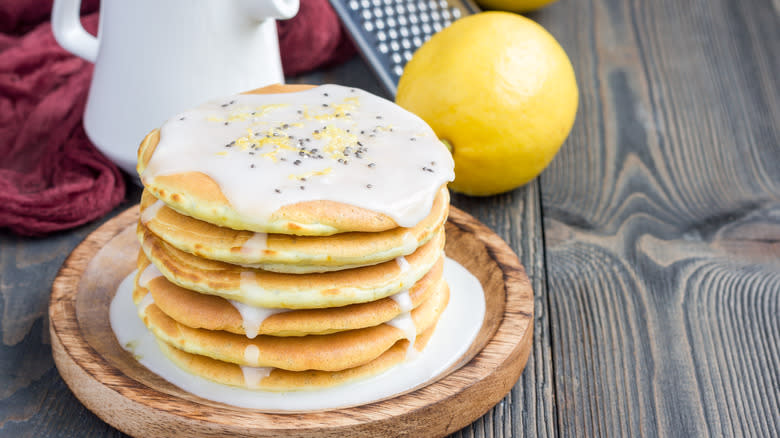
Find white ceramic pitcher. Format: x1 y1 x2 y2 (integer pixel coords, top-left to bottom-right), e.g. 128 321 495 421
51 0 299 175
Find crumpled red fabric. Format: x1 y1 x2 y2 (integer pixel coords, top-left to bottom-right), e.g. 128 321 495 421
0 14 124 236
278 0 357 76
0 0 355 236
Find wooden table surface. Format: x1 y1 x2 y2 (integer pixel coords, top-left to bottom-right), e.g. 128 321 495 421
1 0 778 436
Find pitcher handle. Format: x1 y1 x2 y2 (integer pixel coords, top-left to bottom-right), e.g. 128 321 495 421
51 0 99 63
239 0 300 21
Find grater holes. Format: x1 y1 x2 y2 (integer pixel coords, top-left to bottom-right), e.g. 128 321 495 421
352 0 472 84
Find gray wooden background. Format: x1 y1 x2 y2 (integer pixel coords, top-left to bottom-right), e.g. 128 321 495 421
1 0 778 436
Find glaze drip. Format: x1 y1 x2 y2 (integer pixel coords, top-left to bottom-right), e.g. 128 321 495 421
395 256 410 272
390 289 414 313
138 292 155 313
240 232 268 255
141 200 164 225
240 366 272 388
138 262 163 288
228 300 288 339
387 312 418 360
243 344 260 366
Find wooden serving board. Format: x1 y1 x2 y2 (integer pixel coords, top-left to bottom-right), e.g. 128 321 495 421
49 205 534 438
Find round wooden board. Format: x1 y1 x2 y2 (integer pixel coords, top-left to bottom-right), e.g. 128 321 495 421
50 205 534 438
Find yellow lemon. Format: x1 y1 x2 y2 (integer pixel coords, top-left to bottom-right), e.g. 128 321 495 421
396 12 578 196
476 0 558 13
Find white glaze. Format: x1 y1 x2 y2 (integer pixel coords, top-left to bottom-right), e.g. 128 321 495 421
240 366 273 388
140 200 164 225
241 232 268 255
138 292 155 314
243 344 260 365
110 257 485 410
390 289 414 313
386 312 418 360
238 270 258 298
141 85 454 228
401 232 417 249
395 256 410 272
229 300 288 339
138 262 163 287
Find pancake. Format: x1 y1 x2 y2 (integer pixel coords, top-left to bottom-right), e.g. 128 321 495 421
136 84 454 236
156 324 436 391
138 222 446 308
132 279 450 372
139 186 449 273
136 251 444 337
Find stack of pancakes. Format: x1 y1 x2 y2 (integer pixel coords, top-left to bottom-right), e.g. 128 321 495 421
129 84 453 391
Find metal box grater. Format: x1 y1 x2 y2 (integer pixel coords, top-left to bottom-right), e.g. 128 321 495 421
329 0 481 97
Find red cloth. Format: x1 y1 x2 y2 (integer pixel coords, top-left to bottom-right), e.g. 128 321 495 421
0 14 124 236
278 0 357 76
0 0 355 236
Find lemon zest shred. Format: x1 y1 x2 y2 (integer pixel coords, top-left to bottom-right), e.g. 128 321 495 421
288 167 333 180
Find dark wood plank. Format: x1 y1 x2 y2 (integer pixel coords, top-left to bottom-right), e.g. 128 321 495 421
450 183 555 438
538 0 780 436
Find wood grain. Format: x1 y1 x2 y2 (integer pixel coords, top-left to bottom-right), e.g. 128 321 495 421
538 0 780 436
450 183 554 438
49 205 534 437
